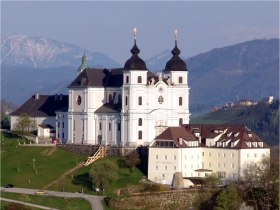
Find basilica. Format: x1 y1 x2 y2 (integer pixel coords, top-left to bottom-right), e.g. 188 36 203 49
56 29 190 146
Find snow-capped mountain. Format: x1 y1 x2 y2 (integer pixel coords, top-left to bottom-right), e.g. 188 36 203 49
1 33 121 68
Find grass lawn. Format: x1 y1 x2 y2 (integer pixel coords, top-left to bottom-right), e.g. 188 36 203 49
1 132 146 198
49 156 146 196
1 132 87 189
1 192 91 210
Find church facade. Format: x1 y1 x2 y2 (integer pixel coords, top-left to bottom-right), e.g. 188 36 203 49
56 31 190 146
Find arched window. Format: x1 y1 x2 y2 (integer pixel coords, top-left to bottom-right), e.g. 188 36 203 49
125 96 128 106
179 97 183 106
126 76 129 84
138 96 142 105
138 118 142 126
109 94 113 104
178 76 183 83
138 76 142 83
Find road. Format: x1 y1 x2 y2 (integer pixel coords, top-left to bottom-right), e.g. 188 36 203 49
1 187 105 210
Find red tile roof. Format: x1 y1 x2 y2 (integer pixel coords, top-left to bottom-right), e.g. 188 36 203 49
154 124 269 149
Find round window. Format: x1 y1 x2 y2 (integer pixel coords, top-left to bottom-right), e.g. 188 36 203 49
158 96 164 104
76 95 82 105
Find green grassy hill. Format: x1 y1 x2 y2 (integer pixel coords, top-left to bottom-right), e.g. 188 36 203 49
1 132 146 196
191 100 279 146
1 132 88 190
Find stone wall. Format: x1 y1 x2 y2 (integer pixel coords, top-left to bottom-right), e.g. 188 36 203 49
56 144 147 157
107 189 206 210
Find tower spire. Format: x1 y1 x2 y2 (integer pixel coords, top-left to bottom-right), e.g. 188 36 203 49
133 27 137 43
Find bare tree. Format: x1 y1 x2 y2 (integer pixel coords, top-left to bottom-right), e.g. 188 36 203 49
126 150 140 172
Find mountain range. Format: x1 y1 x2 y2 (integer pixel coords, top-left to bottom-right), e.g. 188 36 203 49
1 34 121 68
1 34 279 115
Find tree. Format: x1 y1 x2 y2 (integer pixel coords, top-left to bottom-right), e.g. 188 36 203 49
214 184 242 210
126 150 140 172
240 155 279 210
89 159 118 188
14 113 35 133
204 173 220 188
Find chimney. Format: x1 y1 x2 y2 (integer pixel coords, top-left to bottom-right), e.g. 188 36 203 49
35 93 39 100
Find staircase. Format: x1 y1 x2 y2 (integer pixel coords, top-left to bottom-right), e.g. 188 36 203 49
83 146 105 166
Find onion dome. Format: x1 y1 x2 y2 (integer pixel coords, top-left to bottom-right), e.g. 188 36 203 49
77 51 88 74
164 30 187 72
124 27 147 70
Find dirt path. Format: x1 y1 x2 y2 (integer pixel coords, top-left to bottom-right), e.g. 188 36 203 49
43 161 85 190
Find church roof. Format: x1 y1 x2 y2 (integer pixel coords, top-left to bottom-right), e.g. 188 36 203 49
68 68 155 88
95 103 121 114
124 41 147 70
164 40 188 72
10 94 68 117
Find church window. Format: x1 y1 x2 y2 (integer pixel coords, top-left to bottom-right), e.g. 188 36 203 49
117 123 121 131
109 94 113 104
76 95 82 105
138 76 142 83
179 118 183 126
63 122 64 128
99 122 102 130
158 96 164 104
126 76 129 83
138 131 142 139
73 120 75 131
109 123 111 131
178 76 183 83
165 166 167 170
62 133 64 138
138 118 142 126
138 97 142 105
125 96 128 106
179 97 183 106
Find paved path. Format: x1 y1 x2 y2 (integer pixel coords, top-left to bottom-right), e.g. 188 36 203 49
0 197 59 210
1 187 104 210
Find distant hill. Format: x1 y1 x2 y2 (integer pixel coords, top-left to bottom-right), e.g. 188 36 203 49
1 65 76 104
191 99 279 146
188 38 279 109
1 33 121 68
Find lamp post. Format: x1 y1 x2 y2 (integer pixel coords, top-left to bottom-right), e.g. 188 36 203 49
32 158 36 170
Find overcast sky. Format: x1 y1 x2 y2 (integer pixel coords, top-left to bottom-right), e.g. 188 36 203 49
2 1 279 64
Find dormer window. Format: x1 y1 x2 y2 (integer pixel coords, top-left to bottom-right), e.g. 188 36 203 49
138 76 142 83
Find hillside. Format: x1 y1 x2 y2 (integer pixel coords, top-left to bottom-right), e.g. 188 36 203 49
188 38 279 110
191 100 279 146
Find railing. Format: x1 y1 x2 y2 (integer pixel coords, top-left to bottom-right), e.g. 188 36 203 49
83 146 105 166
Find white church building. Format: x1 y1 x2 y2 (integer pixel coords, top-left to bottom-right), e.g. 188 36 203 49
57 29 190 146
